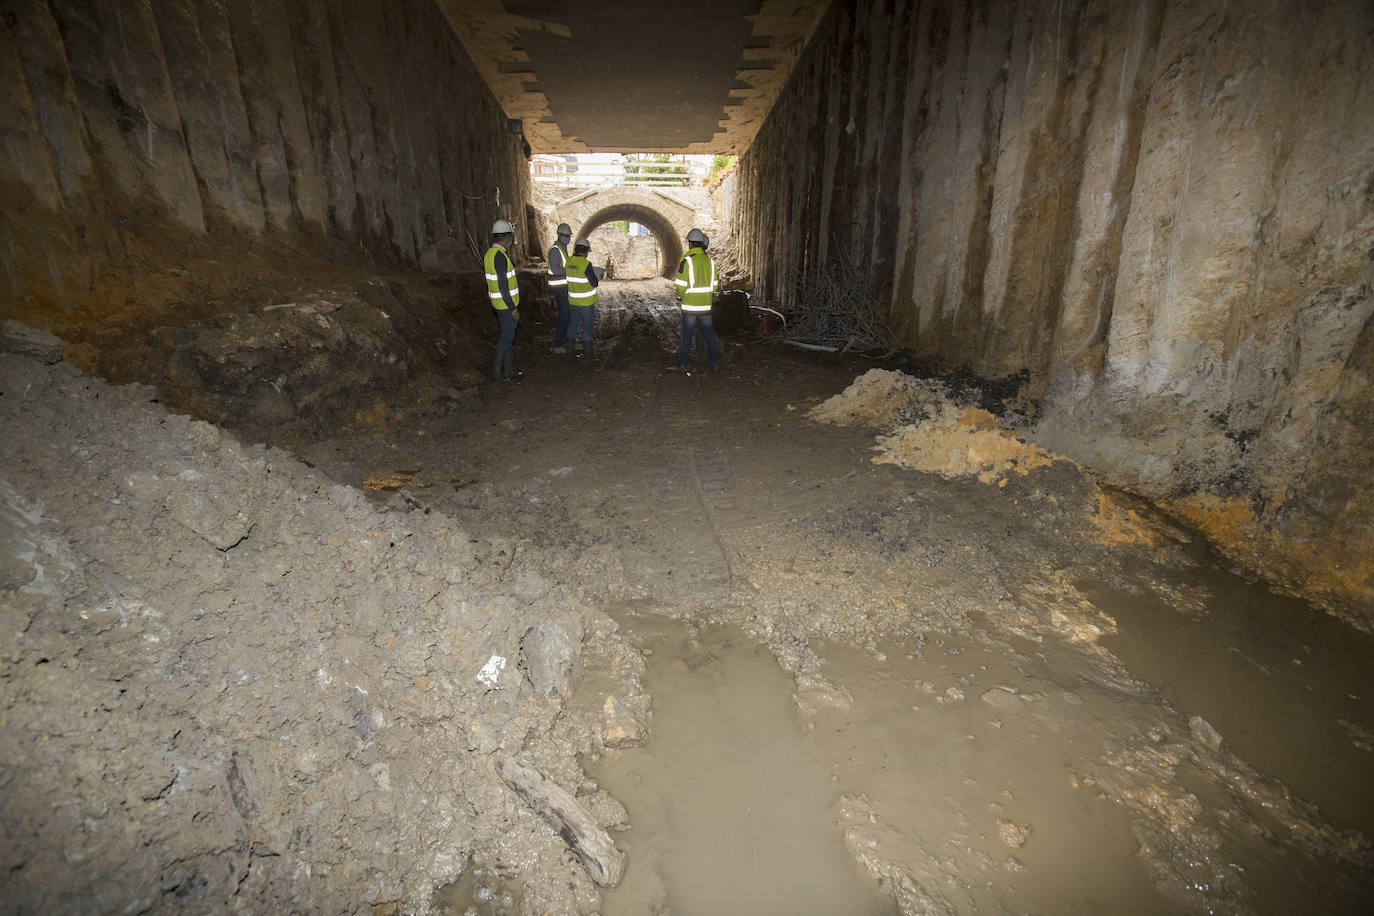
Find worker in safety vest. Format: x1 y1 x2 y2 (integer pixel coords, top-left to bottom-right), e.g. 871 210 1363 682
548 222 573 353
673 227 719 371
564 236 601 364
485 219 522 381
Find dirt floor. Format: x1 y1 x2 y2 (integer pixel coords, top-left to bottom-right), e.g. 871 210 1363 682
3 277 1373 914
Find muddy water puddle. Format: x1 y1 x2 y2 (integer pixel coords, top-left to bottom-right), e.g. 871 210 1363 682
802 635 1168 913
432 860 524 915
592 611 1177 913
592 616 897 915
1086 559 1374 836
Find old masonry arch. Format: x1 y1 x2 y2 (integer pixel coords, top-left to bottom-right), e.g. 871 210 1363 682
550 187 701 278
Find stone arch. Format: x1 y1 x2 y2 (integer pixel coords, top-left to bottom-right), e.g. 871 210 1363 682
577 204 682 278
551 187 703 278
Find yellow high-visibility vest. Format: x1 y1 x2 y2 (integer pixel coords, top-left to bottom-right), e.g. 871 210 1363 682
675 248 715 312
484 245 519 309
566 255 598 306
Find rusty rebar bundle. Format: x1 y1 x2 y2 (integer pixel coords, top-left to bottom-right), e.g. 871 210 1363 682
775 255 898 355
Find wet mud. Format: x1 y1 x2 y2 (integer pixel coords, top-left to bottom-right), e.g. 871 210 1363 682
3 278 1372 913
384 280 1374 914
592 615 897 915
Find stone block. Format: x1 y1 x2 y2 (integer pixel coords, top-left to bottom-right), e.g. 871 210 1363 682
0 321 63 364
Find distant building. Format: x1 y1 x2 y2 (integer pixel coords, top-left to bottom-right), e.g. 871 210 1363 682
531 153 717 190
531 153 624 189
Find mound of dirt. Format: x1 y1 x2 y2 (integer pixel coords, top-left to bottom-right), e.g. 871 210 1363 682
873 405 1062 486
148 275 502 452
812 370 1060 485
0 348 635 913
808 368 966 429
810 368 1194 561
32 246 539 457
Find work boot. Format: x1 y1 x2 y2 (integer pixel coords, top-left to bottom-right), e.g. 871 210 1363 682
584 340 597 366
503 349 523 380
567 340 579 362
490 350 505 382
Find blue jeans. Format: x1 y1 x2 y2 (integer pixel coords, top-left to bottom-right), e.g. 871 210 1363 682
551 287 571 346
495 308 518 354
567 304 595 343
678 311 719 367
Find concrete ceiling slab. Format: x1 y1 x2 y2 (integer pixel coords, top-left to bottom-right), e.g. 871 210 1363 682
434 0 830 153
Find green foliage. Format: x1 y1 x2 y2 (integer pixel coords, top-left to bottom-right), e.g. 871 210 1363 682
624 153 689 186
707 155 737 184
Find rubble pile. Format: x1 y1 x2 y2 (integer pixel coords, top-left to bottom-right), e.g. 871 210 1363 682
0 345 634 913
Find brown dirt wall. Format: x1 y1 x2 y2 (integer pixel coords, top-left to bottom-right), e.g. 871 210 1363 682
726 0 1374 622
0 0 535 321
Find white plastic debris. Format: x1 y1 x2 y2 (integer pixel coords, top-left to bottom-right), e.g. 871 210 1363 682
477 655 507 687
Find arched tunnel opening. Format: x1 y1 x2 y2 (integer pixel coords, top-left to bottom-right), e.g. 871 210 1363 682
575 204 680 278
2 2 1373 913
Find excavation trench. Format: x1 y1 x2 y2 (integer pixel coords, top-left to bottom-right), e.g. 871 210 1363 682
361 281 1373 913
4 279 1372 913
5 0 1373 910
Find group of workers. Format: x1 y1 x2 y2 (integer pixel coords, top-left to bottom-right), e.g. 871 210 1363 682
484 218 720 381
545 222 602 362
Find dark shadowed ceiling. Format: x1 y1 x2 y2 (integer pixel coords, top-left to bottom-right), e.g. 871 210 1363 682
434 0 830 153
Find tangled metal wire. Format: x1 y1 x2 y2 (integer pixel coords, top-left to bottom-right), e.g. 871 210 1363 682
773 251 899 356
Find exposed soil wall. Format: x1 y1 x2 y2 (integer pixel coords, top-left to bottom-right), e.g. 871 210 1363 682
1 0 533 318
729 0 1374 622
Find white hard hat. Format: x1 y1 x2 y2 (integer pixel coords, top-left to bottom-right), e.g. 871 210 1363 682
686 227 707 244
492 219 514 235
574 237 591 249
556 223 572 236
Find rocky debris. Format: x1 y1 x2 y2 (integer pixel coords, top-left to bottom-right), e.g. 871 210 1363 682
811 370 1210 590
0 320 63 363
495 758 626 887
822 355 1374 629
165 485 255 550
150 278 487 450
1189 715 1226 752
996 818 1031 848
872 404 1061 486
980 686 1023 711
1097 722 1374 913
813 370 1067 487
836 794 956 916
521 615 586 699
809 368 966 429
793 671 855 717
0 352 637 913
600 694 651 748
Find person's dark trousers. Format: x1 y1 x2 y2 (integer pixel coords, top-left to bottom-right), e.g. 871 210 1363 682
492 308 518 379
567 305 595 359
552 287 571 348
677 311 719 367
